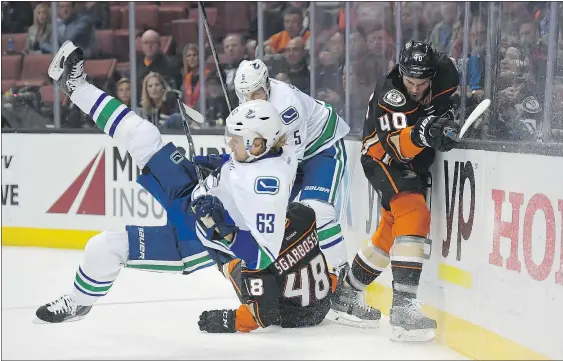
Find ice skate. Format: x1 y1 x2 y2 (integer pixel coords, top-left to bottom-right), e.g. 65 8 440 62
34 294 92 324
325 264 381 328
48 40 87 96
390 298 437 342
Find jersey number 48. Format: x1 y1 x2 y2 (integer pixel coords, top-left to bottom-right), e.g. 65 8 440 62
283 254 330 307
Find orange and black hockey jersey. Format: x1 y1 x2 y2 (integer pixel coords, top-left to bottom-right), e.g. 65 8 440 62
362 53 459 170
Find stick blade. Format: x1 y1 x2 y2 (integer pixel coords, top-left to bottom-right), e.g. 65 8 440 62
181 103 205 124
459 98 491 139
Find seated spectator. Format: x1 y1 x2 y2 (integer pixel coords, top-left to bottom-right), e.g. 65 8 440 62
115 78 131 107
137 29 182 101
279 37 310 94
2 2 33 34
428 3 459 53
204 70 231 128
25 3 52 55
266 7 310 54
221 33 247 107
180 43 210 110
45 2 98 58
467 16 487 106
315 32 345 109
140 72 179 127
365 27 395 75
289 2 310 31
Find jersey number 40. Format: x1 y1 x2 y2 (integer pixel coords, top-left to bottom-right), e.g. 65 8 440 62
283 254 330 307
379 112 407 131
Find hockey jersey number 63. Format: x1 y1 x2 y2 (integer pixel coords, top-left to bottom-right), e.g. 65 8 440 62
191 147 298 269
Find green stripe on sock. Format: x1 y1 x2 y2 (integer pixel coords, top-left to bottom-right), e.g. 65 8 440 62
126 264 185 272
184 255 212 268
95 98 121 130
318 224 342 241
75 273 113 293
329 140 344 203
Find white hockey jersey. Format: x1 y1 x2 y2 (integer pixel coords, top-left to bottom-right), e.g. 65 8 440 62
268 79 350 161
191 146 298 269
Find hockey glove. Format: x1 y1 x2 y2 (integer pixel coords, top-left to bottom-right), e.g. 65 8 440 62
198 305 260 333
190 195 239 238
193 154 229 171
411 115 460 152
198 309 237 333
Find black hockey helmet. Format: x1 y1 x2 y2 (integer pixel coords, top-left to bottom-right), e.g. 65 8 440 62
398 40 438 79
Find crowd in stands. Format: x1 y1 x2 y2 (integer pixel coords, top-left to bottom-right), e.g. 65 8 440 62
1 1 562 142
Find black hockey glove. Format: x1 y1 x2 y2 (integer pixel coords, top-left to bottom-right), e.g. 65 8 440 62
411 115 460 152
198 309 236 333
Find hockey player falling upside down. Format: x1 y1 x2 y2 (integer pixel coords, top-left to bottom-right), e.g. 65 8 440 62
339 40 462 342
35 41 334 333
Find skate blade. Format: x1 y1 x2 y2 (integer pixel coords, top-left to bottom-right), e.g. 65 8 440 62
48 40 77 80
325 309 380 329
390 326 435 342
32 315 86 324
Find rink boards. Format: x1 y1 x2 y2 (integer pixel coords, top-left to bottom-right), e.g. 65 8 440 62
2 133 562 360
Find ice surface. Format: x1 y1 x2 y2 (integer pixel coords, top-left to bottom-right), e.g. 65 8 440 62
2 246 468 360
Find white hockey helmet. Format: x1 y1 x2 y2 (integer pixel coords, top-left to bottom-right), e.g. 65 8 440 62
225 99 282 162
234 59 270 103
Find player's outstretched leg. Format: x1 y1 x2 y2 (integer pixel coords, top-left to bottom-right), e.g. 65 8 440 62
49 41 164 170
35 231 128 323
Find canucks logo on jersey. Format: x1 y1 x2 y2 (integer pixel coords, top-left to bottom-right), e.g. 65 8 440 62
254 176 280 195
280 106 299 125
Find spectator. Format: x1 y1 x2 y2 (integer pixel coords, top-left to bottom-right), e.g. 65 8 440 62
204 70 231 128
136 29 182 101
222 33 246 106
279 37 310 94
115 78 131 107
1 2 33 34
25 3 52 54
249 2 286 41
401 2 425 42
448 20 464 58
180 44 210 110
140 72 179 127
289 2 310 31
316 31 345 109
428 3 459 53
48 2 98 58
467 16 487 105
365 27 395 75
266 7 310 54
421 2 443 39
349 31 367 63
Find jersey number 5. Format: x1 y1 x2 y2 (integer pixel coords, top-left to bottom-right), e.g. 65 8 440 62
379 112 407 131
283 254 330 307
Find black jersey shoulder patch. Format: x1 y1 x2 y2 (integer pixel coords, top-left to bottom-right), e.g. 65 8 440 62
383 89 406 107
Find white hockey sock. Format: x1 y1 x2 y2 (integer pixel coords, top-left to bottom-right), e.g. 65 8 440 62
70 83 164 169
318 221 347 271
72 231 129 306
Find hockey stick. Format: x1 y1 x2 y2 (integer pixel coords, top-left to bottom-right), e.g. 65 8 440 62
177 98 205 187
459 98 491 139
198 1 233 113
